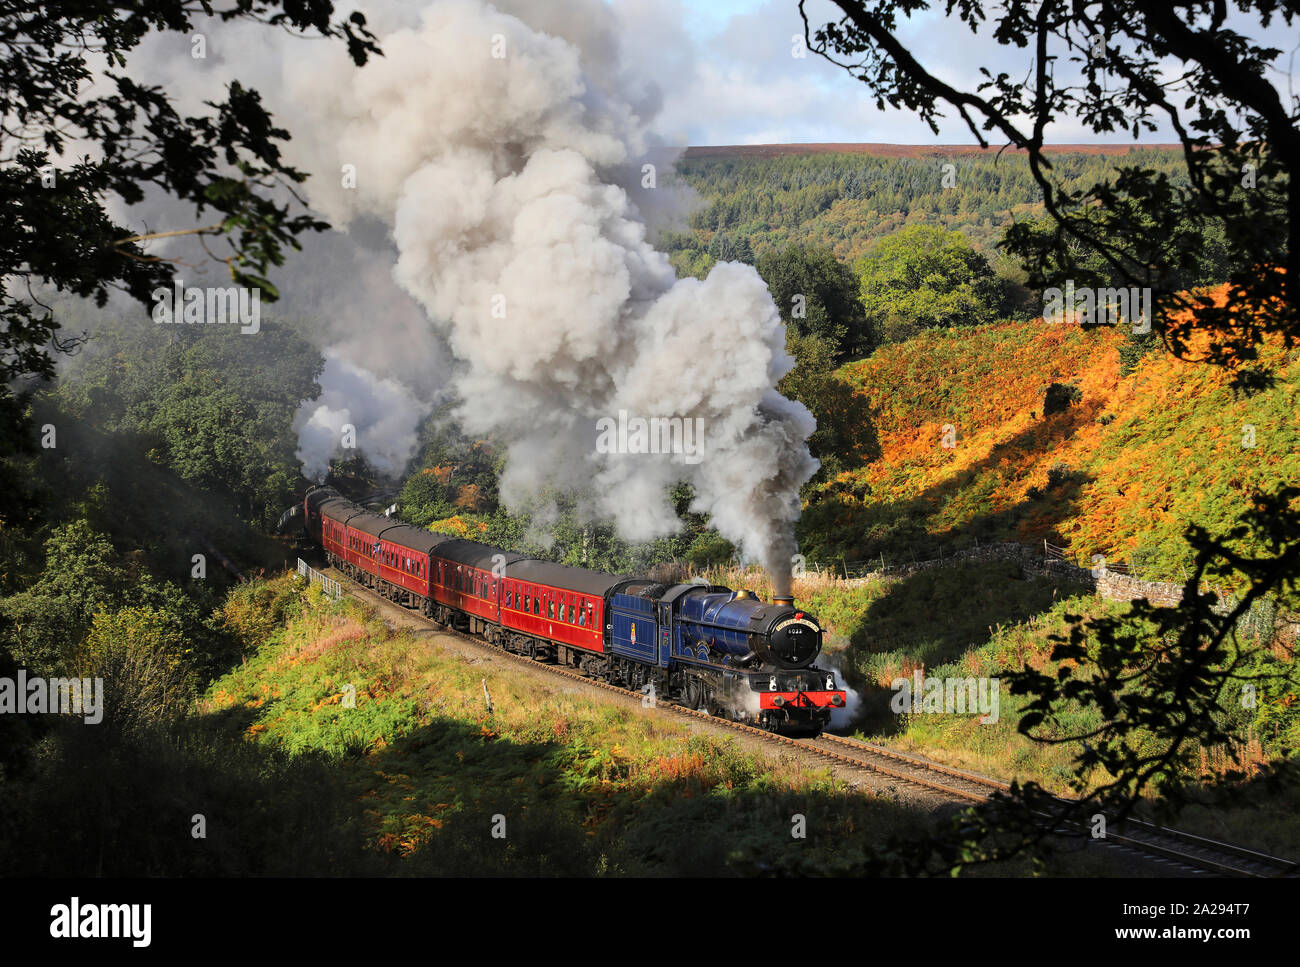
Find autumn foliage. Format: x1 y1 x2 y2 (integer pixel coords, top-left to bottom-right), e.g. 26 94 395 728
801 287 1300 593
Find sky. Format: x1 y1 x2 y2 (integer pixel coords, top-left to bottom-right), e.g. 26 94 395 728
618 0 1300 146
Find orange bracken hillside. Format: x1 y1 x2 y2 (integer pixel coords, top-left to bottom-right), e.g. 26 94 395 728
799 287 1300 588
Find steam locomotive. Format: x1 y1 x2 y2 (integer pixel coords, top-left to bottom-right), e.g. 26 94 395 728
296 486 847 735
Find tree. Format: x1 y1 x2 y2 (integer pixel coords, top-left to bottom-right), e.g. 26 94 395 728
0 518 219 677
800 0 1296 366
52 322 324 529
800 0 1300 871
777 329 879 482
0 520 128 673
0 1 378 442
706 233 755 265
755 244 871 358
855 223 1008 342
75 606 197 736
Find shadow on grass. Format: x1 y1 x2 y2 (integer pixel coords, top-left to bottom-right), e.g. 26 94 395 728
0 703 935 877
835 558 1085 736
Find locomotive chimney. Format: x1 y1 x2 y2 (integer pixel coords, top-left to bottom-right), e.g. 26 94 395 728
773 594 794 607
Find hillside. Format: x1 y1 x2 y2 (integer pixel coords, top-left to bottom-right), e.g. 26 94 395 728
681 143 1181 159
798 292 1300 595
665 145 1189 268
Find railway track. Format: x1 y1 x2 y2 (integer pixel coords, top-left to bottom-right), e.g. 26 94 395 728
811 733 1299 877
329 567 1298 878
1106 819 1299 878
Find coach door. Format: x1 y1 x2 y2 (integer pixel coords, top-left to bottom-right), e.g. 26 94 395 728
657 602 672 667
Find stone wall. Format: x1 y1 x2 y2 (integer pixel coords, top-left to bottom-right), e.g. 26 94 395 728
840 541 1230 612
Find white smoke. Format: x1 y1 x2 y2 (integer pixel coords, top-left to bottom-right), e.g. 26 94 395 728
822 648 864 732
294 349 429 480
272 0 817 586
112 0 817 583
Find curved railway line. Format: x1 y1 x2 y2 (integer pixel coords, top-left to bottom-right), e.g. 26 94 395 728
327 565 1298 879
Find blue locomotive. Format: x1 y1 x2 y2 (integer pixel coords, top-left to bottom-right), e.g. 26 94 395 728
607 581 845 734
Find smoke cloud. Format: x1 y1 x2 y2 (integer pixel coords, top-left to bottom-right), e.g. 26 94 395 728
117 0 817 584
273 0 817 585
294 349 430 481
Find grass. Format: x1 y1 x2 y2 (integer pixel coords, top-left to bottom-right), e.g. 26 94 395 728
200 577 933 875
196 575 1160 875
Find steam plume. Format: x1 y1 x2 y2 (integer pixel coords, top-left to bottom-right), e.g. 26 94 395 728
117 0 816 582
279 0 817 585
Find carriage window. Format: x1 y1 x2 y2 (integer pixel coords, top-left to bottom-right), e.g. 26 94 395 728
533 595 540 615
568 605 575 623
578 608 586 626
547 601 554 619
